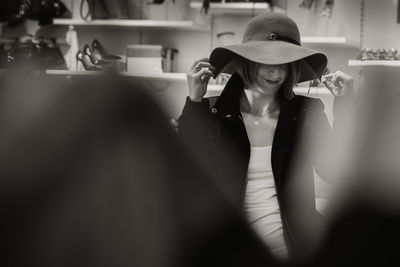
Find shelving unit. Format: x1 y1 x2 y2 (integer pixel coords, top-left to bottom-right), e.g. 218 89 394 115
0 37 15 44
45 70 188 82
190 3 355 47
0 36 68 46
208 84 331 96
190 1 284 14
121 72 187 81
45 70 331 96
348 60 400 67
46 70 103 75
52 19 210 31
301 36 358 48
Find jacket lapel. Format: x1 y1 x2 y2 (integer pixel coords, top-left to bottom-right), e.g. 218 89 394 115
271 97 302 192
212 73 248 133
213 73 243 113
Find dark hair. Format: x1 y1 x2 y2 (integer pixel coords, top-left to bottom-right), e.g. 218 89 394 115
232 56 300 100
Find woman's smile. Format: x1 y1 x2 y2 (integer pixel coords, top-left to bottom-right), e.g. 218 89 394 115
264 78 282 85
248 63 289 95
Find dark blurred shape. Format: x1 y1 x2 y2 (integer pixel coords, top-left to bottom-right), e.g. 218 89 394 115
304 67 400 267
3 66 400 267
147 0 165 4
29 0 70 25
343 67 400 208
0 71 277 267
0 0 23 23
5 0 31 26
3 0 70 27
0 43 6 68
304 203 400 267
0 35 66 70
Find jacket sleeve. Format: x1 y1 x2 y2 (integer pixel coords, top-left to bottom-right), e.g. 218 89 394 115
178 97 218 163
305 96 353 184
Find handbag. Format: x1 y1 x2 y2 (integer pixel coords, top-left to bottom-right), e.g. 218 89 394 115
106 0 128 19
4 36 66 70
80 0 128 20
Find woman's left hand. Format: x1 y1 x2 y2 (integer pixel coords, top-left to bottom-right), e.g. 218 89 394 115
322 71 354 96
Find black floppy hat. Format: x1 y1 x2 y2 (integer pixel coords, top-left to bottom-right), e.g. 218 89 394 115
210 12 328 83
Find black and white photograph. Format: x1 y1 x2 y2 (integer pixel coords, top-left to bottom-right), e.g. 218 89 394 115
1 0 400 266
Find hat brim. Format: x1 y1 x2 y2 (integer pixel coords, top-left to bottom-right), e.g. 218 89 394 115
209 41 327 83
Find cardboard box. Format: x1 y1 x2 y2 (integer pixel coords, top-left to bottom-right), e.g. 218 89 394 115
126 45 163 74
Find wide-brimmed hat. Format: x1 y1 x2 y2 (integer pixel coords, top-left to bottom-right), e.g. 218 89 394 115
210 12 327 83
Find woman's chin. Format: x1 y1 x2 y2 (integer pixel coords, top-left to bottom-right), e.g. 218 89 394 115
255 86 280 96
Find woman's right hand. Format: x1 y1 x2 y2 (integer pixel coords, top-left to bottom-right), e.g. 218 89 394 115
186 58 216 102
322 71 354 97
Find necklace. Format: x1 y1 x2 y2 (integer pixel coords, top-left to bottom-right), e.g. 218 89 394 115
240 90 280 126
253 116 263 126
242 110 278 126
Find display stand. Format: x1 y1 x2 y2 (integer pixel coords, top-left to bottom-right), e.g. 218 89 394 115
349 60 400 68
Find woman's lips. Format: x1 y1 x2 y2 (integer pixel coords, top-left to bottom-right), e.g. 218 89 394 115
265 78 280 84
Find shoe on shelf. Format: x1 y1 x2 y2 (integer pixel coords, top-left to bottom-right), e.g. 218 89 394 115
83 44 111 66
76 50 102 71
92 39 122 61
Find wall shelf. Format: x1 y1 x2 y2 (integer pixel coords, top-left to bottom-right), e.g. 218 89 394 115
301 36 358 47
0 37 15 44
207 84 331 96
45 70 188 82
121 72 187 81
348 60 400 67
46 70 332 96
52 19 210 31
190 2 282 14
0 37 68 46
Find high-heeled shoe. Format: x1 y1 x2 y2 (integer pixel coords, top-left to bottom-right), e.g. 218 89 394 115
83 44 110 66
76 50 102 71
92 39 121 61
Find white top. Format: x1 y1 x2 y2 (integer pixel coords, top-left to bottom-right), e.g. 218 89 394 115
243 146 289 261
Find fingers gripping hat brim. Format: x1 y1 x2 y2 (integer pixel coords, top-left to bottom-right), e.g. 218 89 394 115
210 41 328 83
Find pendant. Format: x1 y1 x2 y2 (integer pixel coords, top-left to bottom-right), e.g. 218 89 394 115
254 121 260 126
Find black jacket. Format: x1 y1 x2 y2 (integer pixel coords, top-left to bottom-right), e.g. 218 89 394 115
179 73 342 259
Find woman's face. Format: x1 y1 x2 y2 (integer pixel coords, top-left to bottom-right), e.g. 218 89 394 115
252 63 289 95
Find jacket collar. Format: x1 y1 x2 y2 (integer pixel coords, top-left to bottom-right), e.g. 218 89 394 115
212 73 244 118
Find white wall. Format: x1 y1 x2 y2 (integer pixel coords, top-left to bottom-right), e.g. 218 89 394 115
365 0 400 48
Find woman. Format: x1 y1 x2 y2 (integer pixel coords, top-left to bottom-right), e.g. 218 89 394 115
179 13 353 262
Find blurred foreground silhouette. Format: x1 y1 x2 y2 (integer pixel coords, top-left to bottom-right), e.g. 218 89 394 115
0 70 276 267
1 67 400 266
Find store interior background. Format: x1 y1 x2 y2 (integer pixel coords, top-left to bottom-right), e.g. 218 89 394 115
1 0 399 212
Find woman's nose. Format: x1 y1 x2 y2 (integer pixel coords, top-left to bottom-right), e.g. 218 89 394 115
268 68 281 77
